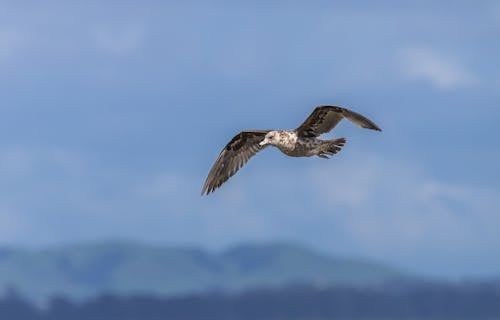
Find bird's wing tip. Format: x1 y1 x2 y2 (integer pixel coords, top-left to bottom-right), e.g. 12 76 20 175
200 184 209 196
365 124 382 131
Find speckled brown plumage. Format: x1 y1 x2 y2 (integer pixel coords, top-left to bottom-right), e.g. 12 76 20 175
202 106 381 195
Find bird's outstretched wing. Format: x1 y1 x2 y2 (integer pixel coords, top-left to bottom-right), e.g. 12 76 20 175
295 106 381 138
202 130 270 195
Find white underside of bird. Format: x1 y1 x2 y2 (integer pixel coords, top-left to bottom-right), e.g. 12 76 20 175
258 130 346 158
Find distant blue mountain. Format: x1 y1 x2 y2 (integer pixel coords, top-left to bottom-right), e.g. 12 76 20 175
0 241 410 301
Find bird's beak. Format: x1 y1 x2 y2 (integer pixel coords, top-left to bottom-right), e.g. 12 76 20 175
259 139 267 146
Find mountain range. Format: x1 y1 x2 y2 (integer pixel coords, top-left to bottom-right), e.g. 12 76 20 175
0 241 409 302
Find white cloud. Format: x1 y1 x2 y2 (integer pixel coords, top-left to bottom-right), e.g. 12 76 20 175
398 47 478 90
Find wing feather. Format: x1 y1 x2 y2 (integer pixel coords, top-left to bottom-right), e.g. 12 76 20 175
201 130 270 195
295 106 381 138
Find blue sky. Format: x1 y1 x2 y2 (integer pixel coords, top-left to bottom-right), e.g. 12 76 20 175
1 0 499 278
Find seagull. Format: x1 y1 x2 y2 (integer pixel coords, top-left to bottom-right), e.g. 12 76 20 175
202 105 381 195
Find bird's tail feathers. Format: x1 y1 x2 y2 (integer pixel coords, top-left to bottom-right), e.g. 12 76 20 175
317 138 346 159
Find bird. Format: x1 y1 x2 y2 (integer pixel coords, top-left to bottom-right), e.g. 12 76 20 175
201 105 381 195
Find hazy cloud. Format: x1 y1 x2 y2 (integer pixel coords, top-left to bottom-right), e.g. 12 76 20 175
130 149 500 276
309 155 500 275
1 145 499 275
0 28 25 63
398 47 479 90
0 145 89 244
92 24 145 56
0 145 85 180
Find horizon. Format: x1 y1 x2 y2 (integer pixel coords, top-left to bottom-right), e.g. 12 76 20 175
0 238 494 281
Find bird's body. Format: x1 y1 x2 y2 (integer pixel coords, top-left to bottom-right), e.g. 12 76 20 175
263 130 299 155
202 105 381 195
262 130 344 158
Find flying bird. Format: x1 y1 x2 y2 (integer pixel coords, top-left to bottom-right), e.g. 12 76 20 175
202 105 381 195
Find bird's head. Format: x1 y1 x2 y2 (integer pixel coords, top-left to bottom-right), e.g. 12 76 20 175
259 131 279 146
